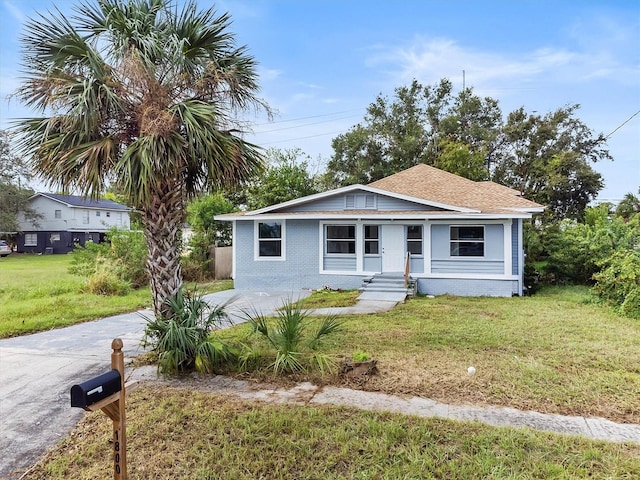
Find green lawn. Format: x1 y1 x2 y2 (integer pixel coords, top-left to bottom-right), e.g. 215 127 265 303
23 386 640 480
6 254 640 478
220 286 640 424
0 253 232 338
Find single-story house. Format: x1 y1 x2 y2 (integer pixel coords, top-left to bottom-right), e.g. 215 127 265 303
16 193 132 254
216 164 544 297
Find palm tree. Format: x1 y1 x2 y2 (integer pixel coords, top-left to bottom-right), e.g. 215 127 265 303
14 0 268 316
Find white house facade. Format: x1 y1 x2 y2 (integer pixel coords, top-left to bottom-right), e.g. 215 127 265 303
17 193 132 254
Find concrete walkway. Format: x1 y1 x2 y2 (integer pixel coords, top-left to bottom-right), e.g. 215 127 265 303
128 365 640 445
1 289 638 478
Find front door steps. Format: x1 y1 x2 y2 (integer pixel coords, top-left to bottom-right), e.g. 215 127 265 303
357 272 416 303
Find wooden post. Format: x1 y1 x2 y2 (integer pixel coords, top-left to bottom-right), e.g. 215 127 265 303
71 339 128 479
109 338 127 480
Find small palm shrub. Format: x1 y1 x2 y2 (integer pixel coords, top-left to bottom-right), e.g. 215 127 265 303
241 301 342 375
142 289 234 374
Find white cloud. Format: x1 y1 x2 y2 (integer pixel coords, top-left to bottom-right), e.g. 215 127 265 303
368 34 636 95
3 0 26 23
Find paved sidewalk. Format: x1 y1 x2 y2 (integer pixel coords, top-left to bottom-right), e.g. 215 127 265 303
128 365 640 445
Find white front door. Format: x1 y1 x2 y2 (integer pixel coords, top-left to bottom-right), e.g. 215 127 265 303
381 224 405 272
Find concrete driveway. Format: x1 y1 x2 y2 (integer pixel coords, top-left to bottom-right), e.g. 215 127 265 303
0 289 308 479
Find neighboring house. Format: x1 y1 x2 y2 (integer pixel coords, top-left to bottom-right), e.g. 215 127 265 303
17 193 132 254
216 164 544 297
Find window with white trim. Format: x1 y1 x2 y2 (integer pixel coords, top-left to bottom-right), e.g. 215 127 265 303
50 233 61 242
82 210 90 224
450 226 484 257
96 211 101 217
345 194 375 210
364 225 379 255
24 233 37 246
326 225 355 254
407 225 423 255
257 222 282 257
54 209 61 219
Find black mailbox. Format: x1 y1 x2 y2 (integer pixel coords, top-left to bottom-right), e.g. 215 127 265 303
71 369 121 408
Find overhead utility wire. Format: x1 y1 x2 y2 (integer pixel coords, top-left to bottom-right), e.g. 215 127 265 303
253 108 365 127
606 109 640 139
253 114 361 134
258 129 348 145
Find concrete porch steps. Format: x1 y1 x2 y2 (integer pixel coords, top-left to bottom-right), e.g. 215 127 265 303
358 272 415 303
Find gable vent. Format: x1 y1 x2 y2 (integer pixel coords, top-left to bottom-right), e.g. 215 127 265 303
345 194 376 210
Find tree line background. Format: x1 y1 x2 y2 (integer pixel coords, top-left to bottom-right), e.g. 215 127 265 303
2 77 638 317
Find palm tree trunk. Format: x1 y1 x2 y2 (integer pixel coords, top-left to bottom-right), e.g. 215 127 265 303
143 182 184 318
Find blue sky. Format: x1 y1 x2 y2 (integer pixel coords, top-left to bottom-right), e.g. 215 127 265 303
1 0 638 202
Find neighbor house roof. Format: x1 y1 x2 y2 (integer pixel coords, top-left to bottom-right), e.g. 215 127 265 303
32 193 132 211
368 164 543 214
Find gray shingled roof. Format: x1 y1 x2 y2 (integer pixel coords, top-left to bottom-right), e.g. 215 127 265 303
35 193 131 210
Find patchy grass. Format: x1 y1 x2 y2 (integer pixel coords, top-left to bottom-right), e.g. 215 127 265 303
21 386 640 480
297 289 360 309
0 254 232 338
220 286 640 424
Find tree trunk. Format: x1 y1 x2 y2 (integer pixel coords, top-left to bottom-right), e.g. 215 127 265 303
143 183 184 318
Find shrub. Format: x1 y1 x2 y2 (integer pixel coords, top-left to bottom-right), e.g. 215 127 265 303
241 301 342 375
69 227 148 290
84 264 131 296
593 249 640 319
142 289 234 374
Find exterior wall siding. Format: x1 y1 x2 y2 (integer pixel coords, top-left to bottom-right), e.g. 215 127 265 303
430 223 504 274
418 278 519 297
19 196 130 232
512 220 519 275
410 256 424 273
282 190 441 213
363 256 381 272
17 230 107 254
233 219 367 291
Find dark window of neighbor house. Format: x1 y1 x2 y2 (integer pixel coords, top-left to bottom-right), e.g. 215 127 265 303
106 211 111 217
258 221 282 257
364 225 379 254
326 225 356 254
407 225 423 255
96 211 101 217
450 226 485 257
24 233 37 246
54 209 61 219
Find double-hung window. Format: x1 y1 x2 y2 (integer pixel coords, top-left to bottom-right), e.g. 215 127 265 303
407 225 423 255
326 225 355 254
450 226 484 257
257 221 283 258
24 233 37 246
54 210 61 219
364 225 379 255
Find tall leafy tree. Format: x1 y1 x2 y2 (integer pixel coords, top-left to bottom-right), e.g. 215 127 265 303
324 79 502 187
14 0 268 316
0 129 41 234
615 189 640 220
246 148 320 210
494 105 609 222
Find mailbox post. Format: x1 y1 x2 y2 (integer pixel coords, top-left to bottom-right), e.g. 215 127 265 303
71 338 127 479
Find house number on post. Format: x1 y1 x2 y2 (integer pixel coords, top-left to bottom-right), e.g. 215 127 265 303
71 338 127 479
